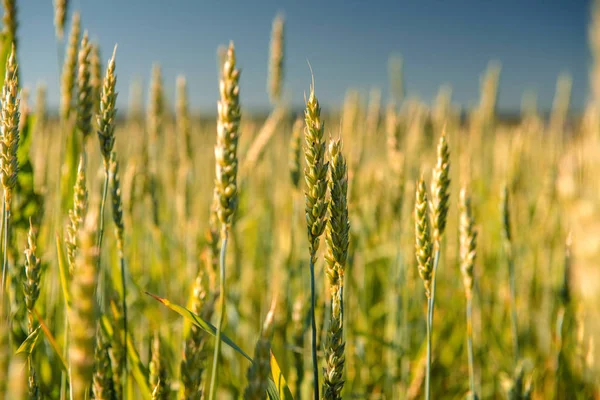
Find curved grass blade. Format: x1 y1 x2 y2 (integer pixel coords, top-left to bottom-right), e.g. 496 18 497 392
15 325 41 356
55 233 71 310
34 308 68 372
269 350 294 400
145 291 252 361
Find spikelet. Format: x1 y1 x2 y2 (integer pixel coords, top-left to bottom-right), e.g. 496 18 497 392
323 139 349 400
243 308 274 400
181 270 212 399
60 11 80 119
66 155 88 272
108 297 125 399
216 45 227 80
53 0 68 39
69 210 100 400
214 42 241 228
92 328 115 400
325 139 349 284
289 117 303 189
0 44 20 210
176 75 192 164
430 130 450 244
23 220 40 324
149 332 168 400
96 46 118 168
268 13 284 103
459 188 477 299
415 177 433 298
303 84 328 261
76 31 93 141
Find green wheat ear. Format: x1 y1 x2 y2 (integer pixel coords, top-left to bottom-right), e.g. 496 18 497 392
415 176 433 298
96 45 118 169
430 129 450 243
459 187 477 298
215 41 241 228
60 11 80 120
303 84 328 261
76 30 93 141
322 138 349 400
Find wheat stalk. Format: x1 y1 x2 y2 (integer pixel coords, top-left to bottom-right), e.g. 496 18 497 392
322 138 349 400
76 31 93 142
209 41 241 400
109 151 128 388
303 80 328 400
23 219 41 399
0 44 19 299
459 187 478 399
95 45 118 277
501 184 519 365
69 209 100 400
414 176 433 398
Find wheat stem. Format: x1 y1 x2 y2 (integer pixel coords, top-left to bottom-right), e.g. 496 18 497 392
208 227 228 400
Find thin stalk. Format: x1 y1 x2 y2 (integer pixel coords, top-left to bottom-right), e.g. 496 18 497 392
425 246 441 400
60 307 68 400
1 205 9 303
466 296 475 398
506 242 519 364
119 251 128 392
96 170 109 265
0 200 5 301
309 256 319 400
208 227 228 400
425 298 432 400
554 307 565 398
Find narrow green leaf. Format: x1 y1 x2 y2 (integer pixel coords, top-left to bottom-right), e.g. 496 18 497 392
15 326 41 356
34 309 68 372
145 291 253 361
269 350 294 400
55 233 71 310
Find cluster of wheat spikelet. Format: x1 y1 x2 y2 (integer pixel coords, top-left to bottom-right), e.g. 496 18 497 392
0 1 597 400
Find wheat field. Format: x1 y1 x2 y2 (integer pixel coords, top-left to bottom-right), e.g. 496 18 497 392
0 1 598 399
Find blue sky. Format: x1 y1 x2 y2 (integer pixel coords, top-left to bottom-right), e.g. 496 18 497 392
19 0 589 113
